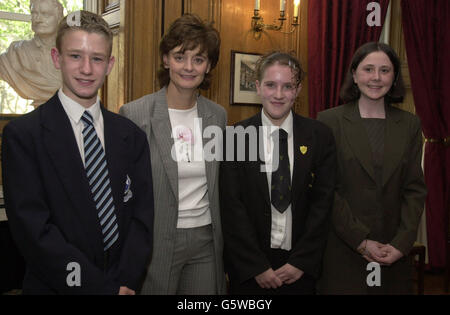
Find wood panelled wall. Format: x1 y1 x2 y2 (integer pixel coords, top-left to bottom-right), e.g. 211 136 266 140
99 0 162 114
98 0 414 124
189 0 310 124
98 0 309 125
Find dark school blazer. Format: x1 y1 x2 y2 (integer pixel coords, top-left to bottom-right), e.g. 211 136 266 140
2 93 154 294
220 111 337 284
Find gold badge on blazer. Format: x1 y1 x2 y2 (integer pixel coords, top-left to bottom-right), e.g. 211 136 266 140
300 146 308 155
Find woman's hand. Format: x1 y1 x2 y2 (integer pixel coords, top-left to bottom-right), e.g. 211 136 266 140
274 263 304 285
255 268 283 289
376 244 404 265
358 239 389 264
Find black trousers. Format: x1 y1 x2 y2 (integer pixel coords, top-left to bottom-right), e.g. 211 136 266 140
229 249 316 295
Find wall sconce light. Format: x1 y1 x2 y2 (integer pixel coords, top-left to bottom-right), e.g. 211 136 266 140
252 0 300 40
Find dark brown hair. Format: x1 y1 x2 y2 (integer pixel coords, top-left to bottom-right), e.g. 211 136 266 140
158 14 221 90
56 10 113 57
254 51 305 87
340 42 405 104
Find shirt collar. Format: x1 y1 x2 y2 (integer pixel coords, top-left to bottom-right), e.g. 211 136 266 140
58 88 101 125
261 110 293 138
168 102 198 113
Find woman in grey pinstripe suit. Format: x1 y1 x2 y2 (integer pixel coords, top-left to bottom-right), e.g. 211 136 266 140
120 14 226 295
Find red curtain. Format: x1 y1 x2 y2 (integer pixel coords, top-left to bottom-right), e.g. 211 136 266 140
401 0 450 269
308 0 390 118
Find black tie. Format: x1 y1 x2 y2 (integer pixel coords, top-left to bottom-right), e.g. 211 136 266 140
271 129 291 213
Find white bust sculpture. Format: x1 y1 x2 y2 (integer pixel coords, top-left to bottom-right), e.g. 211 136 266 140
0 0 64 106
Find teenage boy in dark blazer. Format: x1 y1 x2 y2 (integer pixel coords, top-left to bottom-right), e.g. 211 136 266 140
1 11 154 295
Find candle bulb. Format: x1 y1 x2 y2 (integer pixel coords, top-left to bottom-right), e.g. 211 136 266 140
280 0 285 12
255 0 260 10
294 0 300 18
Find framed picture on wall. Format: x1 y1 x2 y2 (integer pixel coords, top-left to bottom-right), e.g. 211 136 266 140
230 51 262 106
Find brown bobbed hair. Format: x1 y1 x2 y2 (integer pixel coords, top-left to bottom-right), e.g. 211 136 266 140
158 14 221 90
340 42 405 104
254 51 305 87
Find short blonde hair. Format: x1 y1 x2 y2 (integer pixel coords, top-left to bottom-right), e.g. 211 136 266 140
56 10 113 57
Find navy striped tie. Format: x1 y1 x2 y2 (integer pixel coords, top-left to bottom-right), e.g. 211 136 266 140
81 111 119 251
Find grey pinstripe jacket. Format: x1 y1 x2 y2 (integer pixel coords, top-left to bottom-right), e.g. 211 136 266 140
120 87 227 294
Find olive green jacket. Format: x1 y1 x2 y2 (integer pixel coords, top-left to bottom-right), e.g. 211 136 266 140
317 103 426 294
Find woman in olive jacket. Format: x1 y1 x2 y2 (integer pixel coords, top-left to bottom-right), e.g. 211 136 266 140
317 42 426 294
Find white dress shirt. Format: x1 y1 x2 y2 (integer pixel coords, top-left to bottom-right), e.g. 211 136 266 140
261 110 294 251
58 89 104 166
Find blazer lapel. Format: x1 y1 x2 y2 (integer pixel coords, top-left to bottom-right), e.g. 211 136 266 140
102 107 129 225
197 96 220 201
382 106 406 187
41 95 104 253
291 114 313 211
251 114 271 207
149 89 178 199
342 103 376 182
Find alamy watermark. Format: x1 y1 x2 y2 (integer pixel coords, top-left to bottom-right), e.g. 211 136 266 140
66 262 81 287
367 2 382 27
366 262 381 287
66 11 81 27
171 118 282 173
